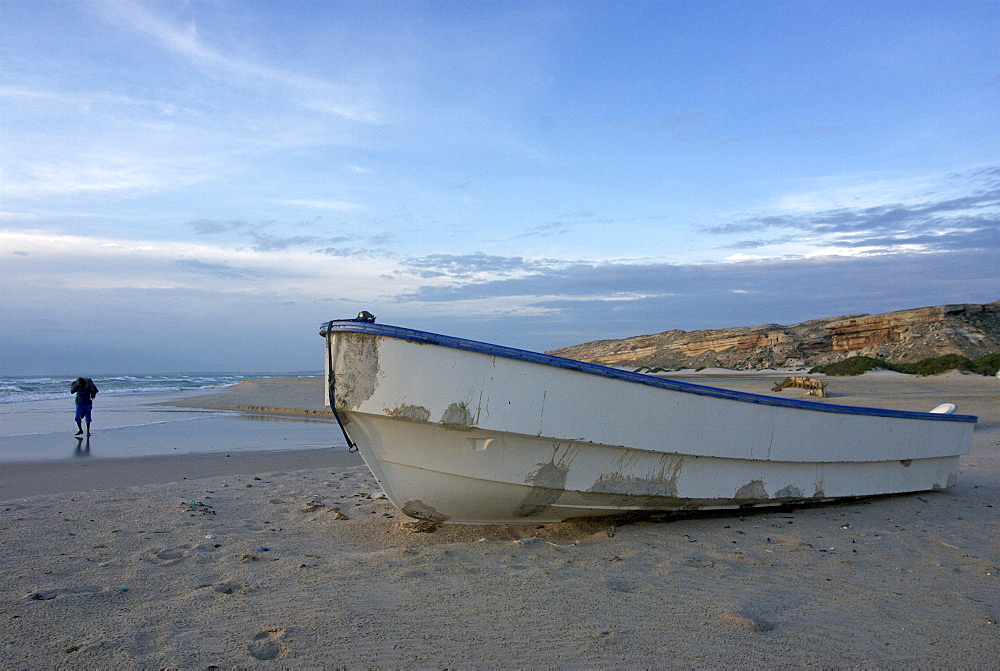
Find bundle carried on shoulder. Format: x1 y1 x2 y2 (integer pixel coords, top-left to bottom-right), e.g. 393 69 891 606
72 377 100 399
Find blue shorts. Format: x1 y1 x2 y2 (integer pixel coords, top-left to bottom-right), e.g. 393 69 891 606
75 404 92 423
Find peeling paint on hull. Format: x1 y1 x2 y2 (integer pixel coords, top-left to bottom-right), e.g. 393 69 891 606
321 321 976 524
335 411 967 524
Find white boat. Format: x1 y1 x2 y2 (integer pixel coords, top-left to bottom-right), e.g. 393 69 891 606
321 316 977 524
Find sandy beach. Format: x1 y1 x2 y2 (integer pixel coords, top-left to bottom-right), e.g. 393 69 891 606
1 373 997 667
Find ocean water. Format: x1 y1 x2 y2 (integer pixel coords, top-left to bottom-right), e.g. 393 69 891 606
0 372 345 463
0 373 319 405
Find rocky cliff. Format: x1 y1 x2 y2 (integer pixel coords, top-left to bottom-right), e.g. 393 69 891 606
547 301 1000 371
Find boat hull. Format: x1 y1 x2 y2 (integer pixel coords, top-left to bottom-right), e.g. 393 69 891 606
322 321 976 524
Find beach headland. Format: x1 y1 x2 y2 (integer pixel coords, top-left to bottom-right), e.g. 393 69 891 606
1 373 997 666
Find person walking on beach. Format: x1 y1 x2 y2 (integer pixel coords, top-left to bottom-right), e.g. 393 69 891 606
70 377 99 436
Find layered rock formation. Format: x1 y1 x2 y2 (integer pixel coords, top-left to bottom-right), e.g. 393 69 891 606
548 301 1000 371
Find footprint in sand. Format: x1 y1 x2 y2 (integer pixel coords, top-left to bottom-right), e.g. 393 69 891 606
145 546 191 565
145 542 218 565
720 611 776 632
213 581 251 595
605 576 639 593
248 628 288 661
28 585 103 601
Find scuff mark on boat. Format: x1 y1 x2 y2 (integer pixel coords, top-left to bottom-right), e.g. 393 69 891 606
402 500 449 523
592 452 685 497
775 485 804 499
538 390 547 436
813 465 825 498
590 473 679 497
517 461 569 517
441 402 473 427
474 391 485 424
387 404 431 422
333 333 379 408
735 480 768 500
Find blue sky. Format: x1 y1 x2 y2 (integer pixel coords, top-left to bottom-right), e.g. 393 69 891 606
1 1 998 374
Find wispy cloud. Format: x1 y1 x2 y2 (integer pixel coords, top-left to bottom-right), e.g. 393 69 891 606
703 167 1000 257
0 227 420 327
0 3 391 203
187 219 376 253
173 259 263 280
391 250 999 340
101 2 378 123
401 252 537 279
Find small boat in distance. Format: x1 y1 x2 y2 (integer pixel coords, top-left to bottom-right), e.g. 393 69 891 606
321 315 976 525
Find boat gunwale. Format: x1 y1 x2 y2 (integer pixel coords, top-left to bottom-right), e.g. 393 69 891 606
320 320 978 424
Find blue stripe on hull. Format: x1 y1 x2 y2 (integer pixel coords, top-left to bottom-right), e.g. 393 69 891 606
320 320 978 424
